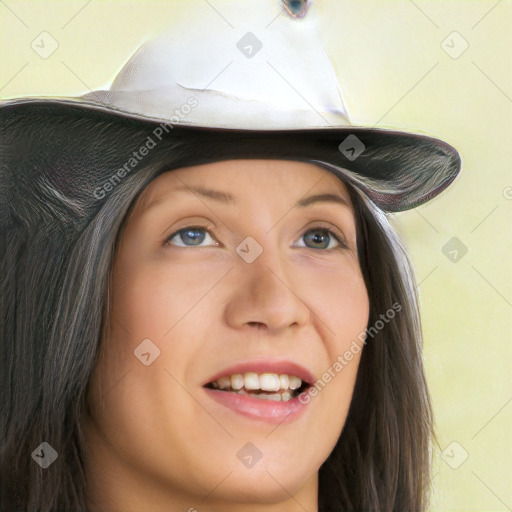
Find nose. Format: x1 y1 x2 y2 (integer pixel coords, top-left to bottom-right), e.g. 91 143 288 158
223 246 311 334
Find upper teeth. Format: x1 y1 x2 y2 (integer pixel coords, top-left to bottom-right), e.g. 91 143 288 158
212 373 303 392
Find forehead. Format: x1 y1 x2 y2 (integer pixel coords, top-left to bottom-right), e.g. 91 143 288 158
134 159 353 214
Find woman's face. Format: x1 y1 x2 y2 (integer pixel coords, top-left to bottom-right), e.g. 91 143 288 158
84 159 370 511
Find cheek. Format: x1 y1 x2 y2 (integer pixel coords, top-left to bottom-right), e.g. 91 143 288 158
300 260 368 428
110 259 216 340
302 257 369 344
111 263 172 338
84 261 221 495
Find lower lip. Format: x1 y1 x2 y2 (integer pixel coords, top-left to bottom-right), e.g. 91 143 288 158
203 388 310 424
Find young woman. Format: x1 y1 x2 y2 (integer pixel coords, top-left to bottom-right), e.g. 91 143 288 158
0 2 461 510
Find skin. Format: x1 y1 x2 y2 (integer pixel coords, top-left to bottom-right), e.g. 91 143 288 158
83 159 370 512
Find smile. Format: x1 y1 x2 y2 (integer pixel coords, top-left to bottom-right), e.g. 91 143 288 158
203 362 315 423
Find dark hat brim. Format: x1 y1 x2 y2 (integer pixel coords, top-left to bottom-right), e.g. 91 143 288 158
0 99 461 233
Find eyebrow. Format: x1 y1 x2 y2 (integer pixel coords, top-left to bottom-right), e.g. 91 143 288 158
150 185 350 209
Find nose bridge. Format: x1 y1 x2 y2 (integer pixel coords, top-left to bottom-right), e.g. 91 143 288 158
245 242 287 300
225 233 310 332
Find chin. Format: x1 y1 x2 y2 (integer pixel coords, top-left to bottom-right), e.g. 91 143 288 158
202 465 317 506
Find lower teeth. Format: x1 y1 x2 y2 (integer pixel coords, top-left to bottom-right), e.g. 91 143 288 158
234 389 293 402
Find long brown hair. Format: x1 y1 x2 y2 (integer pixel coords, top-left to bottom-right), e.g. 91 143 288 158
318 180 433 511
1 117 433 511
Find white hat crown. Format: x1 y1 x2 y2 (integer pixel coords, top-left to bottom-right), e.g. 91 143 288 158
82 0 351 129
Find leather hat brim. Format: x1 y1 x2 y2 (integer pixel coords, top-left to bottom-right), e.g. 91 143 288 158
0 99 461 233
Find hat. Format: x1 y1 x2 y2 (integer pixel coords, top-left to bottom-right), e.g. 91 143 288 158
0 0 461 234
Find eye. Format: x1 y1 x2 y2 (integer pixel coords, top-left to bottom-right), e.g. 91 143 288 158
165 226 218 247
294 226 348 251
165 224 348 251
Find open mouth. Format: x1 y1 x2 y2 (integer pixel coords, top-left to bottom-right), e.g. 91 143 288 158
204 372 310 402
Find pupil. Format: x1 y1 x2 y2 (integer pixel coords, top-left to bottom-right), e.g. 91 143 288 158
307 229 328 248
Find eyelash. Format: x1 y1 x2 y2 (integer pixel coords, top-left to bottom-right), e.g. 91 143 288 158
164 224 348 251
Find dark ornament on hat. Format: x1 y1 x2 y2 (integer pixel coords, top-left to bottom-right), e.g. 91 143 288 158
283 0 310 18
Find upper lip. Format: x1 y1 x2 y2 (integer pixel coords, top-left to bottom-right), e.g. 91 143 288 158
203 359 316 387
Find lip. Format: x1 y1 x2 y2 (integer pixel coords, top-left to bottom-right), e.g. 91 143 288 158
203 387 310 424
203 359 317 387
202 358 316 424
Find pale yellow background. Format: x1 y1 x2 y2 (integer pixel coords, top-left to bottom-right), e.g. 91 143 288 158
1 1 510 510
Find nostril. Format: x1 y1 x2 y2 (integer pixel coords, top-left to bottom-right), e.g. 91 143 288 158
248 321 264 329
